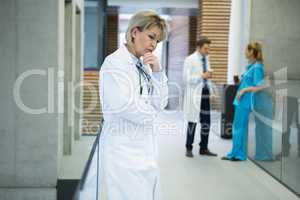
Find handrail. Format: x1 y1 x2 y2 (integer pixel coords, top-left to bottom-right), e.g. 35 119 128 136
81 119 103 190
73 119 104 200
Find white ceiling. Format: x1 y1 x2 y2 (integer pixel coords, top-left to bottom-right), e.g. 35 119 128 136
107 0 198 9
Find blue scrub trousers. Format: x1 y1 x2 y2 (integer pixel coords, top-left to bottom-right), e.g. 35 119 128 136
227 105 251 160
253 92 274 160
254 116 273 160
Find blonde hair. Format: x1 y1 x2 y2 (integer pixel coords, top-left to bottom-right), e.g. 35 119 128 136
247 41 264 63
125 10 168 46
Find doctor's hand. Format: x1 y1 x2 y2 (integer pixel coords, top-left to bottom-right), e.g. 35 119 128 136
143 52 161 72
237 89 246 101
210 94 217 101
201 71 212 79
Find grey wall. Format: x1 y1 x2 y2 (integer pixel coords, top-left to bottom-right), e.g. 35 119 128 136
0 0 84 199
250 0 300 80
0 0 60 198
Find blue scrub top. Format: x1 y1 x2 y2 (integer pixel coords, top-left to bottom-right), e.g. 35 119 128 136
233 62 265 109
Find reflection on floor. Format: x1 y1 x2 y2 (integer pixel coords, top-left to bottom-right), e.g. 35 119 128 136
248 114 300 195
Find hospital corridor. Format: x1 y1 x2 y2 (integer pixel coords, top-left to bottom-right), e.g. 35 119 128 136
1 0 300 200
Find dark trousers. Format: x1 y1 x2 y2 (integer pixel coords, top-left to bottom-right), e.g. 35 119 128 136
186 87 211 151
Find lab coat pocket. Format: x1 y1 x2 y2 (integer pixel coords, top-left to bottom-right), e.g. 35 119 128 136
111 138 147 168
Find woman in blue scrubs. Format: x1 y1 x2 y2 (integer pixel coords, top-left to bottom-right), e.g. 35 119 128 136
222 42 266 161
253 75 274 161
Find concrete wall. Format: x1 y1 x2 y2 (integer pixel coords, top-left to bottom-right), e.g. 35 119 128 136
0 0 60 198
0 0 84 199
74 6 84 141
249 0 300 80
63 0 85 155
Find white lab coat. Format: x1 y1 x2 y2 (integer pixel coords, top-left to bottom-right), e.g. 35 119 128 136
182 51 214 123
98 44 168 200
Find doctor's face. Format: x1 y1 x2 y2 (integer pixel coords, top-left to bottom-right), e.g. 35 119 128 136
131 26 162 57
197 43 210 56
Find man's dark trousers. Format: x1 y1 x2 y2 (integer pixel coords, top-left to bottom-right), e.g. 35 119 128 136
186 86 211 151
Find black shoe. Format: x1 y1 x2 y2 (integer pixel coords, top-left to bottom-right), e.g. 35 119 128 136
221 156 230 160
221 156 242 161
231 157 242 161
199 149 218 157
185 150 194 158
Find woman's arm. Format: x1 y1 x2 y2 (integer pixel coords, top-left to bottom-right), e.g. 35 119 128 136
237 64 266 101
237 83 267 100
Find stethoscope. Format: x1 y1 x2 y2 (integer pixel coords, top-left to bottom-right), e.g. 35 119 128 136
136 61 153 95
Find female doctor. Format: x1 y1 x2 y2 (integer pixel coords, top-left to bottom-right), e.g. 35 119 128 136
98 10 168 200
222 42 266 161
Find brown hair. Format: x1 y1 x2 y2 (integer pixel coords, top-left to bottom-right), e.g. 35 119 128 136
247 41 263 63
196 36 211 48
